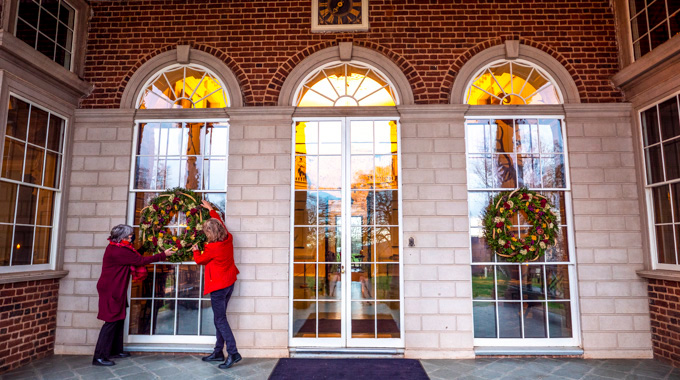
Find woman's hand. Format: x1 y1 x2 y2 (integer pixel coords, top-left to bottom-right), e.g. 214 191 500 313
164 248 175 257
191 244 199 252
200 199 213 211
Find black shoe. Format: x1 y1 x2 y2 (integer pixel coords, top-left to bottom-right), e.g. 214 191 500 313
110 352 132 358
202 352 225 362
218 353 242 369
92 358 115 366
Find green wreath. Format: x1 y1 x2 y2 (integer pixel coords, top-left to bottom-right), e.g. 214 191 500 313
139 187 212 263
482 187 559 262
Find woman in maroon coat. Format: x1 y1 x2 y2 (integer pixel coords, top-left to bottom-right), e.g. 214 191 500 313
93 224 173 366
192 200 241 369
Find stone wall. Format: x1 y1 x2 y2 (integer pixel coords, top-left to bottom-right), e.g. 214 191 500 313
0 279 60 374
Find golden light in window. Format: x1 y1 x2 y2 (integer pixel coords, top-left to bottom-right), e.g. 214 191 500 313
295 62 397 107
466 61 561 105
138 65 228 109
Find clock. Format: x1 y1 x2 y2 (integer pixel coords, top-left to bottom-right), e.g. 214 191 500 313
312 0 369 32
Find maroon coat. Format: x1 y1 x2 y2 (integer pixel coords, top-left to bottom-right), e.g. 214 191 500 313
96 243 166 322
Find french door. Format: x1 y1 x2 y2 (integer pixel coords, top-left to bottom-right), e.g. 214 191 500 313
289 117 404 348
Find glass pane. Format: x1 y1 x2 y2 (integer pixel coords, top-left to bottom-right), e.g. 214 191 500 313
16 185 37 225
541 155 566 188
18 0 39 27
523 302 547 338
650 20 670 50
12 225 34 265
351 227 372 262
351 121 373 154
375 226 399 262
46 115 64 152
498 302 522 338
472 265 495 300
295 156 317 190
293 301 316 337
522 265 545 300
176 300 199 335
656 225 676 264
653 185 673 223
375 155 398 189
497 265 520 300
641 107 660 146
351 191 373 225
184 123 203 156
318 263 341 300
182 156 202 190
130 265 155 298
467 120 491 153
548 302 573 338
664 139 680 181
16 19 37 49
469 192 494 228
27 107 48 147
319 121 341 155
0 182 17 223
351 155 374 189
56 23 73 50
545 227 569 262
178 265 200 298
6 97 30 140
203 193 226 214
377 301 400 338
295 122 318 155
540 191 568 226
137 123 160 156
375 191 398 225
318 156 341 189
204 123 229 156
660 96 680 141
293 264 316 300
318 301 341 338
352 301 375 338
517 154 540 188
293 227 317 262
318 191 341 225
473 302 497 338
673 183 680 225
376 264 399 300
374 121 398 154
2 139 25 181
134 157 157 190
129 300 152 335
318 227 341 263
0 224 13 266
200 300 216 336
203 159 226 190
159 158 181 189
153 300 175 335
516 119 539 153
470 227 494 262
546 265 570 300
538 119 563 153
645 146 664 184
294 191 318 226
36 33 56 61
351 264 375 301
32 227 51 265
24 146 44 186
491 120 515 153
154 265 176 298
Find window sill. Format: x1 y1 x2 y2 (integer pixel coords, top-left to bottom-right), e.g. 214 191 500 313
0 270 69 285
636 269 680 282
611 35 680 91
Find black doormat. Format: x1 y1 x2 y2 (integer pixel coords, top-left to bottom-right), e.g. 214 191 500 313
268 358 429 380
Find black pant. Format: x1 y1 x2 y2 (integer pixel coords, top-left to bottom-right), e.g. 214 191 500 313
93 319 125 360
210 284 238 355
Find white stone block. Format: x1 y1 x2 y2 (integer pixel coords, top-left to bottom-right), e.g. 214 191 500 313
405 332 440 348
598 316 634 331
421 315 456 331
55 328 87 344
239 314 272 330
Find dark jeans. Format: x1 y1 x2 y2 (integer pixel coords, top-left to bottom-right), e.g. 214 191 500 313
93 319 125 360
210 284 238 355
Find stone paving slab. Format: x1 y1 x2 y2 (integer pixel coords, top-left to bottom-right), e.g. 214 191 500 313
1 355 679 379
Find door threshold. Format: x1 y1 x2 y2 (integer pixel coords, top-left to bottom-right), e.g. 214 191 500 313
290 347 404 358
125 343 214 353
474 346 584 357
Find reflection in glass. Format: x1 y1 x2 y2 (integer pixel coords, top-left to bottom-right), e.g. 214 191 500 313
200 300 216 336
295 122 318 155
130 265 155 298
16 185 37 225
497 265 520 300
203 159 226 190
0 225 12 266
293 227 317 262
318 227 341 263
25 146 44 185
138 65 228 109
0 182 17 223
154 265 176 298
318 302 341 337
522 265 545 301
318 156 341 189
27 107 48 147
176 300 199 335
129 300 152 335
319 263 341 300
47 116 64 152
375 227 399 262
376 264 399 299
517 154 540 188
2 139 25 181
319 121 342 155
351 227 372 261
541 154 565 188
293 301 316 337
37 189 54 226
524 302 547 338
32 227 51 264
295 191 318 226
374 191 398 225
539 119 564 153
318 191 341 225
12 225 34 265
178 265 201 298
646 146 664 184
352 301 375 338
153 300 175 335
351 191 373 225
548 302 572 338
545 227 569 262
656 225 676 264
546 265 570 300
351 156 374 189
473 302 497 338
498 302 522 338
295 156 318 190
375 155 398 189
516 119 539 153
293 264 316 300
377 301 400 338
472 265 495 300
641 107 660 147
6 97 30 140
352 264 374 301
470 228 494 263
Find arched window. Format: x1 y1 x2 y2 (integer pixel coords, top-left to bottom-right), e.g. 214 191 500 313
137 64 228 109
294 62 397 107
465 60 561 105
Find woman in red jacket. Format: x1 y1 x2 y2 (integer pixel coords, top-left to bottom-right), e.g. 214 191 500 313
192 199 241 369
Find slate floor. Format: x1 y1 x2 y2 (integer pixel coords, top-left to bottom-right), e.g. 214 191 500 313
1 354 679 380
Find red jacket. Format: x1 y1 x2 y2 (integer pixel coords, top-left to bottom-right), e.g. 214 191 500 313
193 210 239 295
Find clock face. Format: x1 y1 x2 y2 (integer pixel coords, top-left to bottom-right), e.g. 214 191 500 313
318 0 363 25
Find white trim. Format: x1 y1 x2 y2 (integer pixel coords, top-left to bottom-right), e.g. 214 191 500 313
311 0 369 33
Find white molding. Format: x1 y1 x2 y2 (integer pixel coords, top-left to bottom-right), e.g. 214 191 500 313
0 270 69 284
450 43 581 105
120 46 244 109
278 44 414 106
311 0 369 33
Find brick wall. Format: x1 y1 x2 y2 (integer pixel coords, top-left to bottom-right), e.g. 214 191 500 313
0 279 60 374
81 0 623 108
648 278 680 367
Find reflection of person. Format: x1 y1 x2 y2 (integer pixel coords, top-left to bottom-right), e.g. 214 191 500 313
192 200 241 369
93 225 173 367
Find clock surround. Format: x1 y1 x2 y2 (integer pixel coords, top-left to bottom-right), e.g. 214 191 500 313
312 0 369 32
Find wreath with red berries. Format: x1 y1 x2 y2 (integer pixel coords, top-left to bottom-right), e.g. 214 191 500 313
138 187 212 263
482 188 559 262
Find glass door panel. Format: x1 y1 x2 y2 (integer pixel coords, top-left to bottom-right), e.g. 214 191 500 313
291 118 402 348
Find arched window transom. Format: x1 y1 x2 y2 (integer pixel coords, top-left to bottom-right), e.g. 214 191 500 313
137 64 228 109
465 60 561 105
295 62 398 107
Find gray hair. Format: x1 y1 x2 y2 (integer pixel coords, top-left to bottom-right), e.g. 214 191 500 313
109 224 134 243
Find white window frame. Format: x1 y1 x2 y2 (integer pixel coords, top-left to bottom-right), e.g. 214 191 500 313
464 114 582 347
0 92 67 274
639 90 680 271
288 116 405 349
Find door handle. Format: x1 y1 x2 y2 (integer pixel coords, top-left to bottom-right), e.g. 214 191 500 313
341 265 345 274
